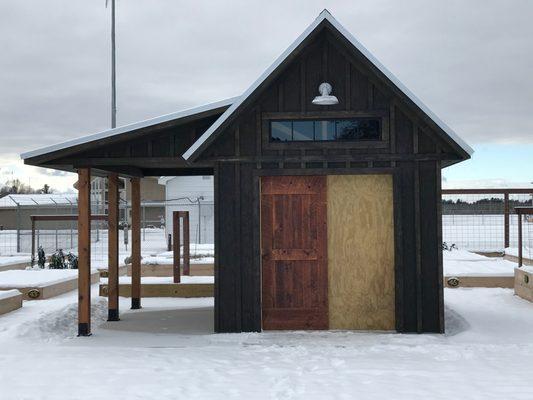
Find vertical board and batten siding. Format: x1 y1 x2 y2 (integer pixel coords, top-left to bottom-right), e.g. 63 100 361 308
209 26 448 333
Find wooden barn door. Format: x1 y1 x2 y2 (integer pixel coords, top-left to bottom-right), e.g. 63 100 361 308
260 176 328 330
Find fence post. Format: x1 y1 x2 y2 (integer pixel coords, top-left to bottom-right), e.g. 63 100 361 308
16 202 21 253
198 201 202 244
504 192 510 249
142 204 146 241
183 211 190 276
50 198 59 251
517 211 522 267
173 211 181 283
31 217 35 266
68 199 74 249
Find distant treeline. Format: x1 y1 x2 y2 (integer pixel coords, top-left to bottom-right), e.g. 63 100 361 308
442 197 533 215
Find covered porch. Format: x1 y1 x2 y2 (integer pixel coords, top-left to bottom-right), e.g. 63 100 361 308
20 99 232 335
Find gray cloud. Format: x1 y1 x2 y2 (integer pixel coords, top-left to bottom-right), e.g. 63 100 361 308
1 0 532 163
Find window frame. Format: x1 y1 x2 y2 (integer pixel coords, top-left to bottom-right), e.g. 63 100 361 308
262 111 389 150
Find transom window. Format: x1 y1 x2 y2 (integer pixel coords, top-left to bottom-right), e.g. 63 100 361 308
270 118 381 142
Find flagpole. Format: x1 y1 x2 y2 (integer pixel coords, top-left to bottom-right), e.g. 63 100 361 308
111 0 116 129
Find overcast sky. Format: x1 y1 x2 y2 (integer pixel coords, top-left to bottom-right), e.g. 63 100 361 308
1 0 532 192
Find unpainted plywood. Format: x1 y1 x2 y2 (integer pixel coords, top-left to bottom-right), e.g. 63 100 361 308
327 175 395 330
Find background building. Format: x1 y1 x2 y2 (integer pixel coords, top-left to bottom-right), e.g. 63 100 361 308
158 176 214 244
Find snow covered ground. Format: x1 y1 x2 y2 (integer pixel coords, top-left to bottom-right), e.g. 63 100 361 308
0 251 532 399
0 287 532 399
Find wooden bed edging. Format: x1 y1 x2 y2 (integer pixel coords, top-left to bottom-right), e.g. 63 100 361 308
0 290 23 315
444 275 514 289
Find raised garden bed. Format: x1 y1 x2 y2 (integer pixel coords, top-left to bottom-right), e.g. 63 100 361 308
0 289 23 315
126 263 214 277
99 276 214 298
514 267 533 302
0 255 31 272
0 269 100 300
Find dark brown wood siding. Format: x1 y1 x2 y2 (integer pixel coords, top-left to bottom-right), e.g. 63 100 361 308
208 25 446 334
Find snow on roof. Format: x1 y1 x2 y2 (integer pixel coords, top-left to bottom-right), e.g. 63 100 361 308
183 9 474 161
0 194 78 208
20 97 238 160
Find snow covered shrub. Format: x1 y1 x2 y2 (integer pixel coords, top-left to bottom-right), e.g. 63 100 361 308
442 242 458 251
37 246 46 268
66 252 78 269
49 249 67 269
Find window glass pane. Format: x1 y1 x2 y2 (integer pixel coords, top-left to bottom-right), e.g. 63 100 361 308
271 121 292 142
335 119 380 141
314 120 335 141
270 118 381 142
292 121 314 141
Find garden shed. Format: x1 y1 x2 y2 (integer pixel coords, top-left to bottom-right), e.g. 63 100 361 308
21 10 473 335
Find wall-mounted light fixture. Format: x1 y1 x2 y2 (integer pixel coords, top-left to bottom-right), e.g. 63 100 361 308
312 82 339 105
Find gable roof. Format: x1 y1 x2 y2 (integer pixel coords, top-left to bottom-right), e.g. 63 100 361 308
183 9 473 161
21 96 238 161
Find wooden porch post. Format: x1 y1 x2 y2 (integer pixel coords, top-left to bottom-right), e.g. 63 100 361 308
173 211 181 283
131 177 141 309
78 168 92 336
107 173 120 321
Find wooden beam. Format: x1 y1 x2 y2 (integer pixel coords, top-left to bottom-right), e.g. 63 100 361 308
107 173 120 321
77 168 91 336
131 177 141 309
173 211 181 283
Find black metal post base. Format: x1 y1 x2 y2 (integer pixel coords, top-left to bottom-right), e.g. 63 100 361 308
77 323 92 337
107 309 120 321
131 298 141 309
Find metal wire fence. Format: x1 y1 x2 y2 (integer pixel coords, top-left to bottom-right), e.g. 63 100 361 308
0 195 215 270
1 190 531 263
442 190 533 257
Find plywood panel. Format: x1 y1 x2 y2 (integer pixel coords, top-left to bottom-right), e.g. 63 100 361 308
327 175 395 330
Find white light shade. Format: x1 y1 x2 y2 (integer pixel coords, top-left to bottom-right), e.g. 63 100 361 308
312 82 339 105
